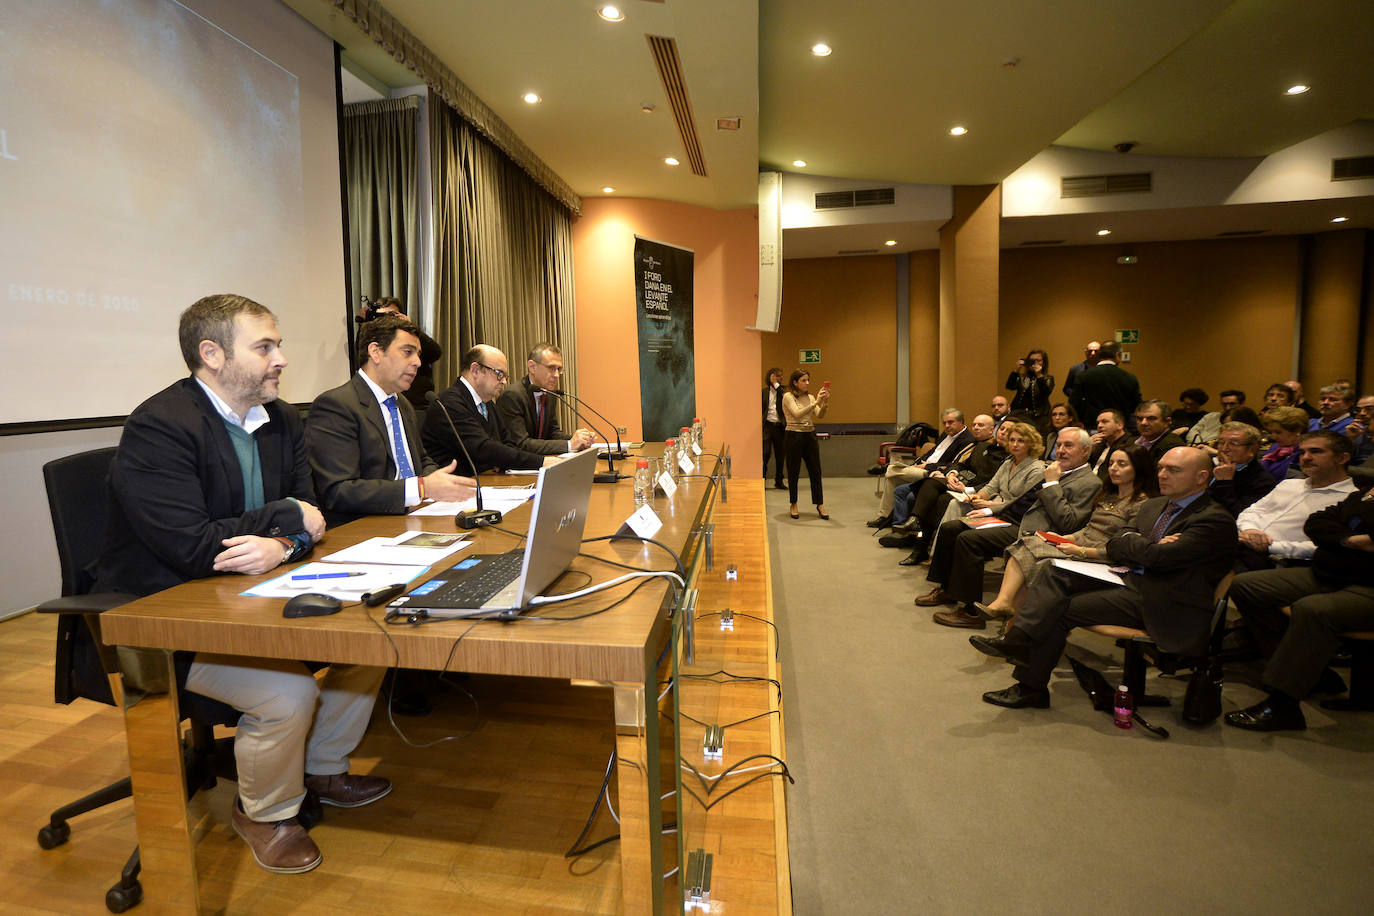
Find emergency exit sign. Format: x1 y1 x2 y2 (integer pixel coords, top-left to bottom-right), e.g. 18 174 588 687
1116 329 1139 344
799 349 821 364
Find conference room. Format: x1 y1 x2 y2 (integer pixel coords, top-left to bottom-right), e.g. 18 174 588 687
2 0 1373 913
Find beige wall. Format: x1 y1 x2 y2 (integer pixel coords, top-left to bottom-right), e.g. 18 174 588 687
908 249 941 421
762 256 898 424
569 198 760 472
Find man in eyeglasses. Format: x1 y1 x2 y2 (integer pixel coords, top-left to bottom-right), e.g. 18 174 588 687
422 344 551 473
496 343 596 455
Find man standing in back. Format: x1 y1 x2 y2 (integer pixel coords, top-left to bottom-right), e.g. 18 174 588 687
1070 341 1141 433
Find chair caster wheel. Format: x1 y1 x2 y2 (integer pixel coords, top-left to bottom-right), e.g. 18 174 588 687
106 880 143 913
38 820 71 849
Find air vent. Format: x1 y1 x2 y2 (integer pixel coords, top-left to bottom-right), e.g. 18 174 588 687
1216 229 1267 237
1332 156 1374 181
837 248 879 255
646 35 706 177
814 187 896 210
1061 172 1152 198
1019 239 1065 247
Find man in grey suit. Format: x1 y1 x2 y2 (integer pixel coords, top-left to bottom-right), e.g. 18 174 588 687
971 447 1237 708
306 316 476 527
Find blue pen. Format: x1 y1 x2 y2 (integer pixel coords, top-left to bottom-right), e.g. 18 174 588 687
290 571 366 581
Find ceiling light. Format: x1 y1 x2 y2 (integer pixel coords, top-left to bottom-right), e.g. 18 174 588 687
949 126 968 136
810 43 832 57
664 157 679 166
884 240 897 247
1285 84 1309 95
792 159 807 168
522 92 540 104
1097 228 1112 236
597 5 624 22
1331 216 1348 223
602 187 615 194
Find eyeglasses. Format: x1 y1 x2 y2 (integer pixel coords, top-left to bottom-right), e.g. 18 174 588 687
479 363 508 382
535 363 564 374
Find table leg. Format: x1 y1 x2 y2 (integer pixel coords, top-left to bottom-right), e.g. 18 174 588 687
121 648 199 913
612 677 664 914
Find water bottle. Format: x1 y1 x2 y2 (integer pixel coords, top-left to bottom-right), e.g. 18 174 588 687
680 426 695 461
1112 684 1134 729
692 416 703 444
664 439 678 481
633 459 653 507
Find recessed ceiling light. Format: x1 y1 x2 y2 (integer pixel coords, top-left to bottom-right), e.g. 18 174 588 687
1331 216 1349 223
810 43 832 57
1285 84 1309 95
664 157 680 166
792 159 807 168
522 92 540 104
1097 228 1112 236
949 126 968 136
602 187 615 194
597 5 624 22
884 240 897 247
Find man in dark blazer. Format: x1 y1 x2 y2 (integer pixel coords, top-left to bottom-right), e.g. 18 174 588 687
922 427 1103 628
93 294 387 875
972 446 1237 708
762 367 786 489
1208 420 1276 517
423 344 549 474
496 343 595 456
362 297 443 409
1132 399 1187 467
307 315 476 527
1062 339 1101 401
1070 340 1141 433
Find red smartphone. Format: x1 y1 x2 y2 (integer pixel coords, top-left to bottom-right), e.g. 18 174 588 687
822 381 831 388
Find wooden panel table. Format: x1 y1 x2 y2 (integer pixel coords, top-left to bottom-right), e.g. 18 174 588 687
100 448 722 914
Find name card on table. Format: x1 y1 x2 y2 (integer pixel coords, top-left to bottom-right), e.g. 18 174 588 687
614 504 663 541
657 471 677 498
691 441 702 456
677 451 695 475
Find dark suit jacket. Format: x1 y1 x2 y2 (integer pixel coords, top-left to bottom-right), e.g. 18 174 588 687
306 373 438 526
1209 458 1278 517
919 428 975 470
1105 493 1237 655
497 377 569 456
1141 431 1186 467
952 441 1008 488
401 327 444 410
1088 435 1129 483
1070 363 1142 432
423 378 544 475
93 378 315 597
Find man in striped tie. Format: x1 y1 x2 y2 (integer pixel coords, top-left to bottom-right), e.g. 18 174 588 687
971 447 1236 709
306 315 476 527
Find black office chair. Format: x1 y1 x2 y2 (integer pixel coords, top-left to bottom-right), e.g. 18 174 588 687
35 447 241 913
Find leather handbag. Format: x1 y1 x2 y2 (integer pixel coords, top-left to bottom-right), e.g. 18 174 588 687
1182 661 1223 725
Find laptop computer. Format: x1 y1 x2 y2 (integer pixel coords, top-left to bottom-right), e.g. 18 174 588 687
388 448 597 619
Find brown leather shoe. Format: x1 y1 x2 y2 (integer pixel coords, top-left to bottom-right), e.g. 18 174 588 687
304 772 393 808
914 587 952 607
932 607 986 629
232 799 321 874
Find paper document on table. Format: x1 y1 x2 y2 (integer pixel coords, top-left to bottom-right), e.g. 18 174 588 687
409 486 537 516
1049 558 1125 586
242 562 428 599
321 532 472 566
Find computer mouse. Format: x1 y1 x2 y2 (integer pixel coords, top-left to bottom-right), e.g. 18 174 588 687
283 593 343 618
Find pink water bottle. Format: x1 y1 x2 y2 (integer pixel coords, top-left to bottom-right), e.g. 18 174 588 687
1113 684 1134 729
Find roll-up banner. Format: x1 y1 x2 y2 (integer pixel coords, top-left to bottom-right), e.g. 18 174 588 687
634 236 696 442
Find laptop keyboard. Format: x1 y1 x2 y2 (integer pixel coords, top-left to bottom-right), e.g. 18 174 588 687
426 552 525 607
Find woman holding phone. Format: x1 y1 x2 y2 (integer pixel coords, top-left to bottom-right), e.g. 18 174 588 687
783 369 830 519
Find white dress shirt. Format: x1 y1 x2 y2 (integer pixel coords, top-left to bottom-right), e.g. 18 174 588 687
1235 476 1358 558
358 370 421 506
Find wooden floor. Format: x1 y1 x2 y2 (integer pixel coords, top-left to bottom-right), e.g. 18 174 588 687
1 610 665 915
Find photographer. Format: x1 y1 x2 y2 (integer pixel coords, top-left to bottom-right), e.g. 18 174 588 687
358 296 442 408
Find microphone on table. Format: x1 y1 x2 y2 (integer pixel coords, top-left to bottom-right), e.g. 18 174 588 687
541 388 628 484
425 391 503 529
546 389 628 461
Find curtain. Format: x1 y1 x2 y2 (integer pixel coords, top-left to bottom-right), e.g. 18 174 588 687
342 96 419 321
428 94 579 414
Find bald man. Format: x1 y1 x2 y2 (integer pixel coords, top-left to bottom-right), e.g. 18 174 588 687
971 447 1237 709
422 344 548 474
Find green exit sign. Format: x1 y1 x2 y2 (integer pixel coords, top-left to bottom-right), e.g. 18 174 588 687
1116 329 1140 344
799 348 821 364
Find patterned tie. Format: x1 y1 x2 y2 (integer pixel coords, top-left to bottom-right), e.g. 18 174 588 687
384 395 415 478
1148 501 1182 542
479 400 489 421
535 392 546 436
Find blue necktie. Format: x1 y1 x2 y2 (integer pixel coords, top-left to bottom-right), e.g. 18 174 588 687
479 401 488 421
384 396 414 478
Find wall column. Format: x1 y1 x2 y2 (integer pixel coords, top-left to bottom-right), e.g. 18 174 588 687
938 185 1001 412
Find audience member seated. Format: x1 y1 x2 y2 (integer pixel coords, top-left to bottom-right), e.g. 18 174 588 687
1261 382 1296 417
1087 408 1130 478
990 395 1011 429
868 408 973 529
1286 380 1321 420
1309 383 1356 434
884 417 1007 564
975 443 1157 620
1208 421 1277 517
1169 388 1208 433
969 447 1236 709
1179 388 1243 445
1133 399 1187 467
1349 394 1374 463
1224 484 1374 731
1258 406 1310 481
917 426 1101 629
1044 402 1082 460
1233 430 1357 571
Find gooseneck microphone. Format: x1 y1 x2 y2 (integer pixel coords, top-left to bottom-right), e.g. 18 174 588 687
425 391 503 529
541 388 626 483
547 389 627 460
